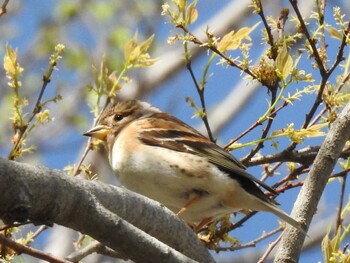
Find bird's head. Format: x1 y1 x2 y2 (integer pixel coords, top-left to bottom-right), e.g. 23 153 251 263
83 100 161 150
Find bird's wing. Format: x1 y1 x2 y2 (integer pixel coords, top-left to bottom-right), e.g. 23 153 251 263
138 113 278 199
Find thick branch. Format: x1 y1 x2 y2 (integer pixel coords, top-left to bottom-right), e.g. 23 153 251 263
274 101 350 263
0 158 214 263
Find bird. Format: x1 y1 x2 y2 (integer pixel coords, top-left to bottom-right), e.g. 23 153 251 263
84 99 304 232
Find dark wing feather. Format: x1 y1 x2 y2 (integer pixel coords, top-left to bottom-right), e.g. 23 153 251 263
138 113 278 202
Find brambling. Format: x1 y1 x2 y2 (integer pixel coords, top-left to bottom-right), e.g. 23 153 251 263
84 100 303 232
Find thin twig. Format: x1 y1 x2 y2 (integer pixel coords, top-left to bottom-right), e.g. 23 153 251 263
242 88 278 163
0 0 9 16
277 8 289 40
272 164 309 189
276 181 304 193
286 9 350 153
330 168 350 179
177 25 258 80
0 235 71 263
8 52 61 160
255 0 277 59
31 225 48 240
257 232 283 263
224 101 289 150
316 0 327 67
185 59 214 142
289 0 326 75
287 18 349 147
66 240 101 262
275 168 350 193
327 21 350 78
336 176 347 230
72 144 92 176
309 71 350 126
72 101 110 176
0 222 31 231
260 162 283 182
216 226 283 252
66 240 126 262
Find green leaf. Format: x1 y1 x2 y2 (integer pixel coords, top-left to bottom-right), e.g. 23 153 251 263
217 22 260 52
124 34 156 67
276 43 293 80
138 34 155 55
4 45 24 85
174 0 186 12
327 27 343 40
185 1 198 25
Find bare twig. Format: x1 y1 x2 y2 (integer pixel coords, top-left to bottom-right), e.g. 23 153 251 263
327 21 350 78
277 8 289 39
336 176 347 230
216 226 283 252
318 0 327 65
72 100 110 176
248 146 319 167
0 0 9 16
255 0 277 59
224 101 289 150
330 168 350 179
258 232 283 263
185 59 215 142
276 181 304 193
66 240 126 262
309 70 350 127
0 234 71 263
177 25 258 80
31 225 48 240
289 0 326 74
241 88 278 163
72 143 92 176
260 162 283 184
0 222 31 231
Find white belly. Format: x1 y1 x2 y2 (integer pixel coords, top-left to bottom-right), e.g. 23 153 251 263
110 139 253 222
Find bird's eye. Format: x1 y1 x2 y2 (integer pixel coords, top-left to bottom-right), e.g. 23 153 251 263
114 114 124 121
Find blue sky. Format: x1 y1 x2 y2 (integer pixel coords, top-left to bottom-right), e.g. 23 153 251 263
1 0 350 262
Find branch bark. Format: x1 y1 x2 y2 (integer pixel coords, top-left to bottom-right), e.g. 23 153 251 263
0 158 214 263
274 101 350 262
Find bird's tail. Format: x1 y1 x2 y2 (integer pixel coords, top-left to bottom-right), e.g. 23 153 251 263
256 198 306 234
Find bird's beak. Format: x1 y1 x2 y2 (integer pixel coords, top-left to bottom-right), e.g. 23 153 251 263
83 125 111 140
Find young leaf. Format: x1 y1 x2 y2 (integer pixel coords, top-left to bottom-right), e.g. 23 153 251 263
124 34 156 67
327 27 343 40
217 22 260 52
276 42 293 80
4 46 24 89
186 1 198 25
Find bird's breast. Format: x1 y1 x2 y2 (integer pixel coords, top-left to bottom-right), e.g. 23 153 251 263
109 137 252 222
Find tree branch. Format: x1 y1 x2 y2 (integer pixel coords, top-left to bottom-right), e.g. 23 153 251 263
0 234 70 263
0 0 9 16
66 240 124 262
274 101 350 263
289 0 326 75
0 158 214 263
